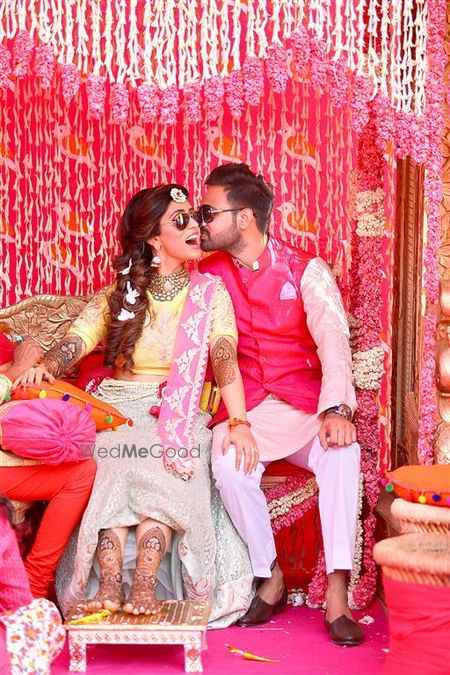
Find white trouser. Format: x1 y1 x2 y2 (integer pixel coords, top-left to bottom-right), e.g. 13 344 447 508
212 434 360 578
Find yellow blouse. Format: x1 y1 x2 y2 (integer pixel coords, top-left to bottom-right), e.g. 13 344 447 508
68 278 238 376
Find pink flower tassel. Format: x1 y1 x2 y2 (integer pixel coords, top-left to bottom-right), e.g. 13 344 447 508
61 64 80 103
160 85 180 125
0 46 12 90
86 75 106 119
13 30 33 78
137 83 160 123
225 70 245 119
290 26 311 74
111 83 130 124
204 76 224 120
266 44 289 93
34 44 55 89
243 57 264 106
183 81 202 124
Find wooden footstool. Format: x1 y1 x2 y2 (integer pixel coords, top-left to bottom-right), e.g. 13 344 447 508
65 600 211 673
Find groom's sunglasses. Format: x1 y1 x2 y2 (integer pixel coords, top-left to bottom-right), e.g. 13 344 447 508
193 204 244 225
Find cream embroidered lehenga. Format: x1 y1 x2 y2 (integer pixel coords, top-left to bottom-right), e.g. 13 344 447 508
56 275 253 626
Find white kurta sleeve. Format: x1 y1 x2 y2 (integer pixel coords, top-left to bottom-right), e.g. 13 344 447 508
300 257 357 415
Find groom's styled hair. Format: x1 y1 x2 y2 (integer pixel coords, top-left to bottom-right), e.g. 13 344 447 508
205 163 274 234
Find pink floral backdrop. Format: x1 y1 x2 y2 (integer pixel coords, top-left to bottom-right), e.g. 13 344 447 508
0 1 447 609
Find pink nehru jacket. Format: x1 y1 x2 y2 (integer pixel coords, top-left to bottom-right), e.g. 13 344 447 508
199 236 356 426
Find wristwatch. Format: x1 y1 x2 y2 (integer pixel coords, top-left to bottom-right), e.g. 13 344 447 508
323 404 353 422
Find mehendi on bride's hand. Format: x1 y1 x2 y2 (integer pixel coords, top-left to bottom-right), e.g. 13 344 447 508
41 333 85 378
211 336 237 388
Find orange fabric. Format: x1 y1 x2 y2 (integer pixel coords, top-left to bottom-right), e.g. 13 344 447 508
0 461 96 597
386 465 450 507
11 379 127 431
383 576 450 675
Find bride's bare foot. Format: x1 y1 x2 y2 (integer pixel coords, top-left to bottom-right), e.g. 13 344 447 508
79 528 124 613
87 572 124 612
123 574 159 615
123 526 165 616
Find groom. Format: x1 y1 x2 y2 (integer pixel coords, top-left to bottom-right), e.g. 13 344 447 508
197 163 364 646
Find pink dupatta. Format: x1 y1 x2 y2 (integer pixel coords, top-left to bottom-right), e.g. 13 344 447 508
157 271 217 480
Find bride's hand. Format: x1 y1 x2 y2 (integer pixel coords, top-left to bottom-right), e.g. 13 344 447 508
13 365 55 388
222 426 259 474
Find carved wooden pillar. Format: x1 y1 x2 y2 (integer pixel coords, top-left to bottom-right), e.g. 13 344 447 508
391 159 425 467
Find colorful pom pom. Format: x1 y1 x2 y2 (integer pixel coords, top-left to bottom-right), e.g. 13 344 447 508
38 390 47 398
431 493 442 502
62 394 70 401
380 477 389 487
105 414 113 424
385 483 394 493
418 495 427 504
127 418 134 427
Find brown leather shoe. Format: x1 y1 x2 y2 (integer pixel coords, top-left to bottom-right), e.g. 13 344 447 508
236 587 288 627
325 615 364 646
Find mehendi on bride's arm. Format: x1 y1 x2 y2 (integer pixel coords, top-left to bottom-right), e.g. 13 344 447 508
41 333 86 378
210 336 237 388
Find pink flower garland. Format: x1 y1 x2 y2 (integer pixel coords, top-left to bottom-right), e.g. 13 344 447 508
111 82 129 124
417 0 447 464
13 30 33 78
137 83 160 123
86 75 106 119
264 475 318 534
243 56 264 106
225 70 245 119
183 81 202 124
160 85 179 125
0 46 12 89
203 75 225 120
34 44 54 89
347 120 384 609
372 94 395 151
61 64 80 103
265 43 289 93
351 75 373 133
395 111 429 164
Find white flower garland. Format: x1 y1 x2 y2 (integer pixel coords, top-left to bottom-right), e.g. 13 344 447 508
352 345 385 390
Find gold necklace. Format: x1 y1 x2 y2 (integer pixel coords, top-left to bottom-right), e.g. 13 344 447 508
148 267 190 301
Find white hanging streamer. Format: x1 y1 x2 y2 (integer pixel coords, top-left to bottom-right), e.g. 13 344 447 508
0 0 430 113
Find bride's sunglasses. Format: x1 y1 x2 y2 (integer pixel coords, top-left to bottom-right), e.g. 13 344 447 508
170 209 197 231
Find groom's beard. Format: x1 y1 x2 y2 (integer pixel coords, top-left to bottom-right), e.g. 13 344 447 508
200 223 245 254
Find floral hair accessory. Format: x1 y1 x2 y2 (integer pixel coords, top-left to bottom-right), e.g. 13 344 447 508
170 187 187 203
117 308 135 322
120 258 132 275
125 281 139 305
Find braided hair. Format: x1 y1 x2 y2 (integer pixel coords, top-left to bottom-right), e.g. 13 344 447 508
104 184 188 372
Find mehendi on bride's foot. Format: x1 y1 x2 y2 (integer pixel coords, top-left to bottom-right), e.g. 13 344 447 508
123 526 165 615
80 528 124 613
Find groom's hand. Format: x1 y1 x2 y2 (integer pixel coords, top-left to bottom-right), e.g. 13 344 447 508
319 413 356 450
222 426 259 474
